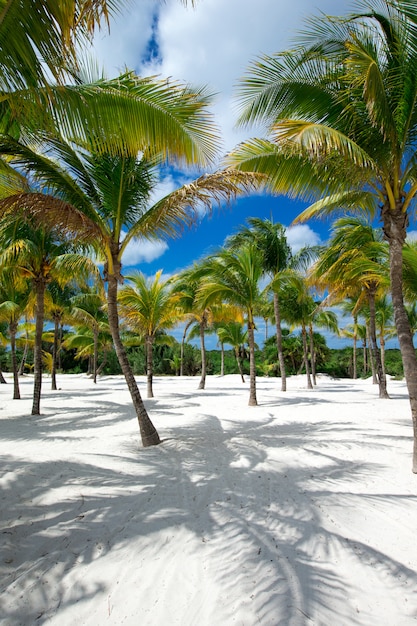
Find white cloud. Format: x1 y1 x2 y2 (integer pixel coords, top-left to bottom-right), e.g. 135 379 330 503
406 230 417 242
286 224 321 253
122 236 169 266
92 0 352 156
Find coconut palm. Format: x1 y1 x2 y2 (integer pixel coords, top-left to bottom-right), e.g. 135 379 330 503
216 321 248 383
226 217 292 391
0 219 92 414
0 268 31 399
69 287 109 383
311 217 390 397
118 270 181 398
229 0 417 471
0 131 259 445
196 244 264 405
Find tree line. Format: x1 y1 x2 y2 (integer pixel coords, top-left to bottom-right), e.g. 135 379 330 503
1 1 417 471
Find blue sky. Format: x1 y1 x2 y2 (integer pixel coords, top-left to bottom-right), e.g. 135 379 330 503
90 0 408 350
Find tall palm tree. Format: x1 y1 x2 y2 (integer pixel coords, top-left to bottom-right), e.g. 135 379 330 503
311 217 390 397
229 1 417 470
196 244 264 405
118 270 181 398
226 217 292 391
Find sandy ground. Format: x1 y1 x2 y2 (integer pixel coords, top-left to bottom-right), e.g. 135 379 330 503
1 372 416 626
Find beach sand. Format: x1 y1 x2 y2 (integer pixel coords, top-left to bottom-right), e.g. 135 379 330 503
1 372 416 625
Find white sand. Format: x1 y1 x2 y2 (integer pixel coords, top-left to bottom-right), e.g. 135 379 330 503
1 372 416 625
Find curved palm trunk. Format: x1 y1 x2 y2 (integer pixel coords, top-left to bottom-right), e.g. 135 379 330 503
248 320 257 406
10 321 20 399
51 317 59 391
367 287 389 398
32 276 47 415
198 316 207 390
107 266 160 447
384 208 417 472
273 292 287 391
367 324 377 384
146 335 154 398
301 324 313 390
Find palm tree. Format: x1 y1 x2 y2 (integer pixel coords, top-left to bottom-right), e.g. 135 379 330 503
69 287 109 384
0 268 31 399
0 219 91 414
118 270 181 398
0 133 259 445
229 1 417 471
311 217 390 398
196 244 264 405
216 321 248 383
226 217 292 391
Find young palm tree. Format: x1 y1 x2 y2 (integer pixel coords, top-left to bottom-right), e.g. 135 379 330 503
216 321 249 383
196 244 264 405
229 1 417 470
118 270 181 398
311 217 390 397
0 269 31 399
69 287 109 383
226 217 292 391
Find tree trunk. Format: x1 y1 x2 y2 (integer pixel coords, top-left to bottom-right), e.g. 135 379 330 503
198 316 207 390
96 352 107 376
248 320 257 406
18 320 29 376
106 262 160 447
235 347 245 383
220 342 225 376
146 335 154 398
302 325 313 389
367 324 378 384
353 315 358 380
367 287 389 398
0 369 6 384
10 321 20 399
383 206 417 472
180 319 193 377
51 317 59 391
309 322 317 386
32 277 47 415
273 292 287 391
93 325 98 384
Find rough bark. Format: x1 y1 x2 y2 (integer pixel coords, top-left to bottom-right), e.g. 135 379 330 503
248 321 257 406
273 292 287 391
106 258 160 447
93 326 98 384
353 316 358 380
383 206 417 472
